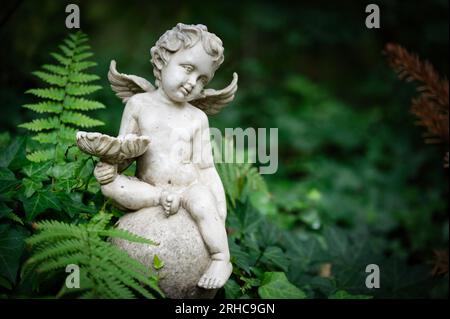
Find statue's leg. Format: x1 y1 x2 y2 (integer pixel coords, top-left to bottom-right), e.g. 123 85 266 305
101 175 161 211
181 184 232 289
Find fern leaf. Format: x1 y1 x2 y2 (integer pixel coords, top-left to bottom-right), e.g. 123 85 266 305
50 52 71 66
26 149 55 163
58 44 74 57
64 96 105 110
19 117 60 131
99 229 158 245
73 52 94 62
26 88 65 101
61 111 104 128
92 259 155 299
69 32 88 44
59 126 78 143
68 72 100 83
32 132 58 144
71 61 97 72
37 253 89 273
66 84 101 96
63 38 76 49
34 219 86 236
32 71 67 87
99 228 158 245
26 214 162 299
23 102 63 114
28 239 85 264
74 44 91 54
42 64 69 76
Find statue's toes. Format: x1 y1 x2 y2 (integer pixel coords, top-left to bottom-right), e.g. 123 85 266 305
198 275 208 288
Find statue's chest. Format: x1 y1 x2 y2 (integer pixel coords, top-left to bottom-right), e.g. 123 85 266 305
138 111 196 142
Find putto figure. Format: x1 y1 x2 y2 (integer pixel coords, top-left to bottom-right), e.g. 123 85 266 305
77 23 238 291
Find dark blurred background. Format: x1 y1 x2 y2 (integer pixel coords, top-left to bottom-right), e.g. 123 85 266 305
0 0 448 297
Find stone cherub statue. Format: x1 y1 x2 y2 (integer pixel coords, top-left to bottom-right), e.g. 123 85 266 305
76 23 238 298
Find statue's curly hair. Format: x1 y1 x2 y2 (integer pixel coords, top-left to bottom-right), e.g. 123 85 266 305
150 23 225 87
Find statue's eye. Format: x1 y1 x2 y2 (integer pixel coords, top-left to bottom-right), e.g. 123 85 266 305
182 65 194 73
199 76 208 85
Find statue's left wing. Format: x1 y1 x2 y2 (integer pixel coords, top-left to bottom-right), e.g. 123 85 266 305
191 73 238 115
108 60 155 103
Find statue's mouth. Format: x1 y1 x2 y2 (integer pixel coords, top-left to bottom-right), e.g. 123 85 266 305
180 86 192 96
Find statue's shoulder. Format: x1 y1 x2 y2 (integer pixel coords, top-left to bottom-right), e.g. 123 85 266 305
126 92 159 112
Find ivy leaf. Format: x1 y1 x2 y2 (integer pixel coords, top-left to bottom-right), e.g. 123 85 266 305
22 161 52 182
0 136 28 170
229 240 253 274
55 192 96 217
22 178 43 198
0 167 20 199
258 272 307 299
0 224 29 286
224 279 242 298
260 246 290 272
23 190 61 221
229 200 262 236
153 254 165 270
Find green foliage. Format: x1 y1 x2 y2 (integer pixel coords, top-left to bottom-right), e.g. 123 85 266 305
19 31 105 163
0 31 166 299
23 213 162 299
258 272 306 299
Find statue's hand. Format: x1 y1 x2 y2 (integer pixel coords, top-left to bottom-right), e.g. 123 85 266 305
94 162 118 185
160 190 181 217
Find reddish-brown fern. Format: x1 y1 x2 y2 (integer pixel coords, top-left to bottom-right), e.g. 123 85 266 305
384 43 449 167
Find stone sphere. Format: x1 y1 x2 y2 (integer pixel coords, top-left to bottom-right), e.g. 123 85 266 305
111 206 217 299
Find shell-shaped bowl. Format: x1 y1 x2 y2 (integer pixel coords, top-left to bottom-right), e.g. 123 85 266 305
76 131 150 163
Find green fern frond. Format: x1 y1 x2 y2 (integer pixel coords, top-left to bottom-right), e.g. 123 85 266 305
63 38 76 49
215 138 269 207
99 229 158 245
29 239 85 264
23 102 63 114
68 73 100 83
71 61 97 72
26 213 162 299
58 44 74 57
59 126 78 143
32 71 67 87
26 149 55 162
32 132 58 144
50 52 71 66
26 88 65 101
61 111 104 128
73 52 94 62
66 84 101 96
42 64 69 76
64 96 105 110
21 31 106 162
74 44 91 54
19 117 60 131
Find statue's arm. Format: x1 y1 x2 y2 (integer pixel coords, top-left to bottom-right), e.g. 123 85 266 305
194 114 227 221
117 98 140 172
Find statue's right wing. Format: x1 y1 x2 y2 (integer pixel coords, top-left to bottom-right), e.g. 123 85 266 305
108 60 155 103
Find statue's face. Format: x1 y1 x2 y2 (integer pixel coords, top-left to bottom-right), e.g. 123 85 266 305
160 42 215 103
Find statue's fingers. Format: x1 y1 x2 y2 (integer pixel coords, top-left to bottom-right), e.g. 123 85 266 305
170 197 180 214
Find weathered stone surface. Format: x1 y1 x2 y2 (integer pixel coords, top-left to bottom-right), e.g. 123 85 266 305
111 206 218 299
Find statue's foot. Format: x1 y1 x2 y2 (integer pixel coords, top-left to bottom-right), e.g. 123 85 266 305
197 260 232 289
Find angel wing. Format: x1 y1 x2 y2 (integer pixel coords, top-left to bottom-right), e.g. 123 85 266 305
191 72 238 115
108 60 155 103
